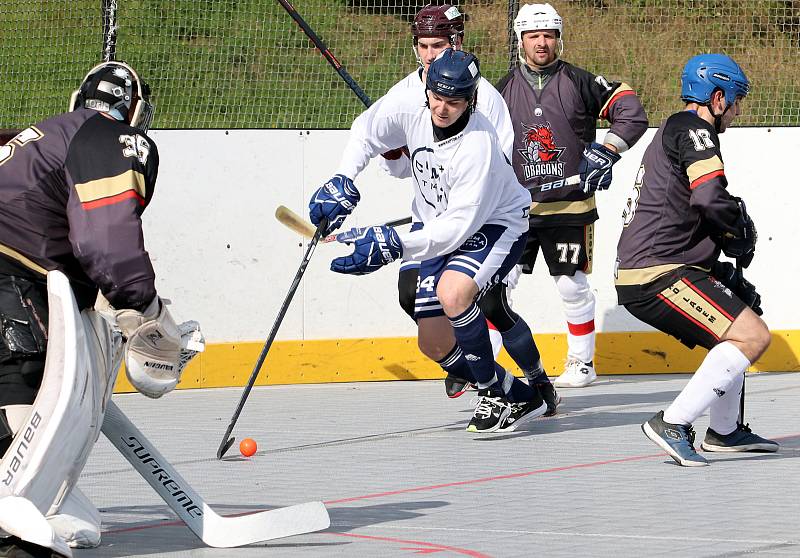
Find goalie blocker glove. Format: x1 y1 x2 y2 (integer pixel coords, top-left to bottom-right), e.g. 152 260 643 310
710 261 763 316
579 142 621 193
309 174 360 235
331 225 403 275
115 298 205 398
713 197 757 268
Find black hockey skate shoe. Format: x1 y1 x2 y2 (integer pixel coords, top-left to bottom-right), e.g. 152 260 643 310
701 423 779 453
466 391 511 433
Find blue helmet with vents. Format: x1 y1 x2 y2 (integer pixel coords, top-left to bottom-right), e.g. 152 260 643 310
681 54 749 107
426 48 480 101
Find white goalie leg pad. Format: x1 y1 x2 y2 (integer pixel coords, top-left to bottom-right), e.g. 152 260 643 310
0 496 72 557
46 487 101 549
0 271 123 521
555 272 596 362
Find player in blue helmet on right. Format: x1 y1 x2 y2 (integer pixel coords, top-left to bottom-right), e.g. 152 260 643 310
615 53 778 467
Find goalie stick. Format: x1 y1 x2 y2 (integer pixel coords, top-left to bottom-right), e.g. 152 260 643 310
216 218 328 459
275 205 412 242
102 400 330 546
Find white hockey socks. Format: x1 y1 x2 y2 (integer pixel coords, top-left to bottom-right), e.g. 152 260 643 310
555 272 595 363
708 372 744 435
664 342 750 426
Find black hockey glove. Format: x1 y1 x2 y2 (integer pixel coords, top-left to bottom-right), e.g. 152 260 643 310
710 261 763 316
713 197 757 268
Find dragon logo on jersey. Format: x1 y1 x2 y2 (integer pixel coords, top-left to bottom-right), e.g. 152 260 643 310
518 122 565 180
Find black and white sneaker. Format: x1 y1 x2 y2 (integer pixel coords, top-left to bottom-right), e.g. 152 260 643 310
701 423 779 453
537 383 562 417
642 411 708 467
497 398 548 432
444 373 472 398
466 392 511 433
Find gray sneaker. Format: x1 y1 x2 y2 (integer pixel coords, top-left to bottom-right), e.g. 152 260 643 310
701 423 779 453
642 411 708 467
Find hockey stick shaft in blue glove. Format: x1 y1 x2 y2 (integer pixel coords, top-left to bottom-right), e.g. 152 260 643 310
217 218 328 459
324 215 412 243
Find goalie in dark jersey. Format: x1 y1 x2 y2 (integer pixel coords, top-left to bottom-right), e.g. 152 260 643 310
615 54 777 467
0 62 202 555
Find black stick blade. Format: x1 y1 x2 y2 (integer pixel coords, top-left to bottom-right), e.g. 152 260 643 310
217 436 235 460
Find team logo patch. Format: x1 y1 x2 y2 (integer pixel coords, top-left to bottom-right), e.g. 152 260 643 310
461 232 488 252
518 122 566 180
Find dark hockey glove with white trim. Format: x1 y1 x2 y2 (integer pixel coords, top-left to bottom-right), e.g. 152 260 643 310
309 174 360 235
713 197 757 268
331 225 403 275
579 142 621 193
710 261 763 316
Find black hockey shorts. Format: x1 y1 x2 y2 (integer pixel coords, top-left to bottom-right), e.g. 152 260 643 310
624 268 748 350
518 223 594 276
0 274 49 407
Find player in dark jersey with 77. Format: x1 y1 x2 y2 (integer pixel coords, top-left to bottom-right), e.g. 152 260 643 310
615 54 777 467
497 3 648 388
0 62 202 555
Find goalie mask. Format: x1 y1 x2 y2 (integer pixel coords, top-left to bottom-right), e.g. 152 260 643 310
69 61 154 132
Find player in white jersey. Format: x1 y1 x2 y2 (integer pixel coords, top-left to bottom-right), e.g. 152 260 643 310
309 49 548 433
380 4 559 414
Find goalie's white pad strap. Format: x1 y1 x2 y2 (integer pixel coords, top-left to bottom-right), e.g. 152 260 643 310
0 271 123 518
46 487 101 549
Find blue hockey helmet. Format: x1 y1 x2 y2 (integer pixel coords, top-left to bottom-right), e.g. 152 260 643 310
426 48 480 101
681 54 750 107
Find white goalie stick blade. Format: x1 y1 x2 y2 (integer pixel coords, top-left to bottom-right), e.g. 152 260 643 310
101 401 330 547
275 205 316 239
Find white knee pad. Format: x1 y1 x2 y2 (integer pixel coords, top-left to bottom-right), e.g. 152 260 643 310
554 272 594 314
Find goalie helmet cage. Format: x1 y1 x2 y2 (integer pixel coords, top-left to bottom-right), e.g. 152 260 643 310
0 0 798 129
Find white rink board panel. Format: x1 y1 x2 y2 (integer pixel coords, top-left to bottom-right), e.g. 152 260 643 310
143 127 799 342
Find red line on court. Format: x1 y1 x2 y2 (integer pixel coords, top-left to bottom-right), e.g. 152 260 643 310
328 532 491 557
324 452 663 504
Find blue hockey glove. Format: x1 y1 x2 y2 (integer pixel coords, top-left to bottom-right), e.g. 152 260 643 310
579 142 621 193
331 225 403 275
309 174 360 234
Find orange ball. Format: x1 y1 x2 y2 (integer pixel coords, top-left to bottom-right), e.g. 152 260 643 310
239 438 257 457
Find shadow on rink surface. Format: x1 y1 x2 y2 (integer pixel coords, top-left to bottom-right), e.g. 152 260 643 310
78 373 800 557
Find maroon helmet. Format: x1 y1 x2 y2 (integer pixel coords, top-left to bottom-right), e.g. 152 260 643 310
412 4 465 46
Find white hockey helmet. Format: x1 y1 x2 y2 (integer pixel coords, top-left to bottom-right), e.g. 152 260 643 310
514 3 564 64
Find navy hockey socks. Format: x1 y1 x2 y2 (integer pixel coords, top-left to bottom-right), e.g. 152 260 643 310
449 303 535 402
436 344 476 383
501 317 549 385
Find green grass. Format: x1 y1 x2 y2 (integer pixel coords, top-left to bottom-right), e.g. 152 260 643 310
1 0 798 129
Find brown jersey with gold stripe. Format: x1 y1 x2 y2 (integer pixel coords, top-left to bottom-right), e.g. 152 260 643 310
615 110 742 304
0 108 158 311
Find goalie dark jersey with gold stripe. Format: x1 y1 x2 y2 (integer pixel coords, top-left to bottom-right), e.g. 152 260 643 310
0 108 159 311
615 110 742 304
496 61 648 226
